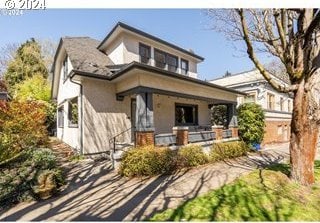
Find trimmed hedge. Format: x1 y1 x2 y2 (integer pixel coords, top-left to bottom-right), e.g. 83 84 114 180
210 141 249 162
177 145 208 167
119 146 177 177
120 142 250 177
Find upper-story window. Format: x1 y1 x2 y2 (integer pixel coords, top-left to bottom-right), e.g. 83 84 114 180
181 59 189 75
167 54 178 72
244 92 256 103
139 43 151 64
280 97 284 111
154 49 166 69
267 93 275 110
63 56 68 80
288 100 292 112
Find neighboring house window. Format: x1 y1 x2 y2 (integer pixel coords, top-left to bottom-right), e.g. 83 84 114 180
68 97 78 127
154 49 166 69
288 100 291 112
63 56 68 80
167 54 178 72
244 92 256 103
58 106 64 128
139 43 151 64
280 97 284 111
181 59 189 75
267 93 275 110
175 103 198 126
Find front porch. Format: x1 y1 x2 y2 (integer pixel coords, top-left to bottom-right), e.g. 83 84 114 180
116 87 239 148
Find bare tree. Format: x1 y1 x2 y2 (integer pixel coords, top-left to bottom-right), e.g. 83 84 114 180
208 9 320 185
0 43 18 78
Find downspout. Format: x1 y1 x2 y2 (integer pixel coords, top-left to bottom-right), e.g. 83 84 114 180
70 75 84 155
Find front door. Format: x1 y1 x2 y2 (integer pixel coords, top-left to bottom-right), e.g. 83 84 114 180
131 99 136 140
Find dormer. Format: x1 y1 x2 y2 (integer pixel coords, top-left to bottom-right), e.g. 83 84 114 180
98 22 204 79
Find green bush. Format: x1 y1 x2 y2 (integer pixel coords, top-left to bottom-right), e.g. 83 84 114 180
0 148 63 207
119 146 177 177
210 141 249 162
0 100 49 163
178 145 208 167
237 103 265 145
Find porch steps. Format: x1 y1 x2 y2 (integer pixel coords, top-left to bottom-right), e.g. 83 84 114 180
112 142 134 169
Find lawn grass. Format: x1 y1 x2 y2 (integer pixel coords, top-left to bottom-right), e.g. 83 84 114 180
150 161 320 221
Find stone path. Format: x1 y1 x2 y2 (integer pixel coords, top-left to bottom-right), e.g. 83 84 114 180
0 143 290 221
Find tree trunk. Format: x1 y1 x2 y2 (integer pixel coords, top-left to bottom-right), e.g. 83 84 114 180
289 80 319 185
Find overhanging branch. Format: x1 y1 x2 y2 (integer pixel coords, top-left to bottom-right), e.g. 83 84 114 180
238 9 298 93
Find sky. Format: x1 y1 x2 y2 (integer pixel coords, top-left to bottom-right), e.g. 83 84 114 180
0 9 258 80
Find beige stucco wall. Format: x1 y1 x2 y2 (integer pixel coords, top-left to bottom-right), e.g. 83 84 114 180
102 32 199 78
82 79 132 154
115 72 238 103
153 94 211 134
56 56 81 151
105 37 125 65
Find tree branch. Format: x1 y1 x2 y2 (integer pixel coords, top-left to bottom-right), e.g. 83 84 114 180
238 9 298 93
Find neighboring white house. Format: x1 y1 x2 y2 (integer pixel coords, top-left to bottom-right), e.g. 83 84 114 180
51 22 244 155
210 69 293 144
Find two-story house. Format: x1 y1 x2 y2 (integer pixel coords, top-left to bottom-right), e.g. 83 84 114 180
211 69 293 144
51 22 244 155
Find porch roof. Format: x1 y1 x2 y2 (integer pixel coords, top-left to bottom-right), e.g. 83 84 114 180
116 86 236 105
71 61 246 98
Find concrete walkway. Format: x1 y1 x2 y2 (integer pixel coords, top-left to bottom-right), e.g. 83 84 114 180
0 144 290 221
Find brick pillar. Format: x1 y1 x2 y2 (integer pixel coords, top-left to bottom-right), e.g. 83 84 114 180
212 125 224 140
135 131 154 147
173 126 189 146
229 126 239 138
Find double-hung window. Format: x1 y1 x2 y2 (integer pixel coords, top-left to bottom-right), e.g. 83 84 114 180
154 49 166 69
139 43 151 64
181 59 189 75
58 106 64 128
68 97 78 127
167 54 178 72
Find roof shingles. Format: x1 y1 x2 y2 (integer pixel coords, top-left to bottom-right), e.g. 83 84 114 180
62 37 114 76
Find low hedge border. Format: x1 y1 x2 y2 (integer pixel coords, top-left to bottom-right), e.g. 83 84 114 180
119 141 250 177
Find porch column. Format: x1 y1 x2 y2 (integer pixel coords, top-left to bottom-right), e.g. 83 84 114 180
135 92 155 147
227 103 238 138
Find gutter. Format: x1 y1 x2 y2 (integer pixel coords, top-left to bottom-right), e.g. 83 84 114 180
70 73 84 155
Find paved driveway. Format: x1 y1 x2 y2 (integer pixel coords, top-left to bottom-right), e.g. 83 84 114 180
0 144 290 221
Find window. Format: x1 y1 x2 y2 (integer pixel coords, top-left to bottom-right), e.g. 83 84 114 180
181 59 189 75
154 49 166 69
139 43 151 64
175 103 198 126
68 97 78 127
63 56 68 80
267 93 275 110
288 100 291 112
167 54 178 72
58 106 64 128
244 93 256 103
280 97 284 111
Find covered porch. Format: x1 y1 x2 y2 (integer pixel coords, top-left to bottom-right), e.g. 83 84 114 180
116 86 239 147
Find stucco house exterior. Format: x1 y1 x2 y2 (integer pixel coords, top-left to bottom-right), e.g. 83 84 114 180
51 22 244 155
210 69 293 144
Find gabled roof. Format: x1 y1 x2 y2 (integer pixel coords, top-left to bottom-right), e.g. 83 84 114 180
98 22 204 61
61 37 114 76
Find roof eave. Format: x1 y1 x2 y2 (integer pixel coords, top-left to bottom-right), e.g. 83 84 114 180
97 22 204 61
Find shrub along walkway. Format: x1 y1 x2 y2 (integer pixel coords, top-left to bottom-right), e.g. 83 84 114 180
0 143 290 221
